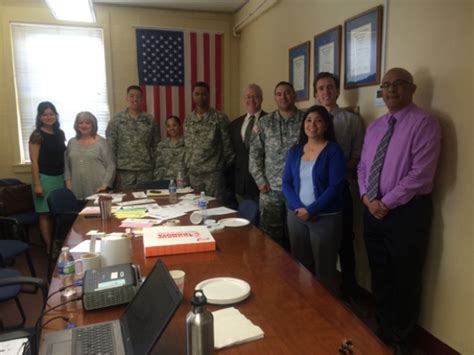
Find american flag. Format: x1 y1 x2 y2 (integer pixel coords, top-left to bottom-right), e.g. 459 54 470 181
136 28 222 137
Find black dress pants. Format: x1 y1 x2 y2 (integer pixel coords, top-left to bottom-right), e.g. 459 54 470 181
364 195 432 344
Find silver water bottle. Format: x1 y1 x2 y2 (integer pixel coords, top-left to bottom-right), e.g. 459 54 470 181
186 290 214 355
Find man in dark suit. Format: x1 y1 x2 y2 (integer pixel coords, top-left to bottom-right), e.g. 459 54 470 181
229 84 266 202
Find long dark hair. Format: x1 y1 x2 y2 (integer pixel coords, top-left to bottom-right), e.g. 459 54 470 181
35 101 60 132
298 105 336 145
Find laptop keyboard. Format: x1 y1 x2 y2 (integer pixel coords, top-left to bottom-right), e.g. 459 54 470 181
74 323 115 354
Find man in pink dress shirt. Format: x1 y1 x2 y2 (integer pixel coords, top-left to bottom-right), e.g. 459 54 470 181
358 68 441 355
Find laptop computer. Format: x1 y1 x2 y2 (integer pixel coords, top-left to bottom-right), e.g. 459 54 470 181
41 259 183 355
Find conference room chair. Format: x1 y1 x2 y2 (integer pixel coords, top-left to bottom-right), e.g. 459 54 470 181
0 216 36 278
0 268 48 353
238 199 259 226
137 179 170 190
47 188 81 279
0 178 39 244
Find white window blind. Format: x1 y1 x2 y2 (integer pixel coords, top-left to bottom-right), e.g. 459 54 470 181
11 23 110 163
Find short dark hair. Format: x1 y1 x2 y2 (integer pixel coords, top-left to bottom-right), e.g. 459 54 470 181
127 85 143 94
274 81 295 94
298 105 336 145
313 72 340 93
35 101 60 132
166 115 181 126
192 81 210 93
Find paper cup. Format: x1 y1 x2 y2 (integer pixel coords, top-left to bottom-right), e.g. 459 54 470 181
169 269 185 293
190 211 203 225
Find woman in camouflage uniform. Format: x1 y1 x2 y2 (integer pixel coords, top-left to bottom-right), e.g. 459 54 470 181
154 115 186 184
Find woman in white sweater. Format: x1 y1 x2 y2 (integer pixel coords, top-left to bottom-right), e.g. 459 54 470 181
65 111 115 200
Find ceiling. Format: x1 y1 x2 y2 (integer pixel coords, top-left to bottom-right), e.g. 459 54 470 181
93 0 249 13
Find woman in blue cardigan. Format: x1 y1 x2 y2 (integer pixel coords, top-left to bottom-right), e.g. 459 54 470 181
282 105 346 292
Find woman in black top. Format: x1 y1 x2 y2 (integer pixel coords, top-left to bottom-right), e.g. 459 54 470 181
29 101 66 253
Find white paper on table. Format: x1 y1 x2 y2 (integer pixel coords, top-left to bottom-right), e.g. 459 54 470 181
120 203 159 210
179 194 216 202
206 207 237 216
212 307 264 349
149 203 198 216
146 208 185 221
120 218 158 228
132 191 147 198
117 198 156 207
0 338 29 355
79 206 121 215
86 193 126 201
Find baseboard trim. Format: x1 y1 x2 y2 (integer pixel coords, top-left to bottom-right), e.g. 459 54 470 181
414 326 460 355
354 284 459 355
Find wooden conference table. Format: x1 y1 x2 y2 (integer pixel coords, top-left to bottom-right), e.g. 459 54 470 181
44 196 390 354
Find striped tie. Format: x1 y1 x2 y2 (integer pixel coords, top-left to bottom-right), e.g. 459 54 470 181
366 116 396 201
244 115 255 149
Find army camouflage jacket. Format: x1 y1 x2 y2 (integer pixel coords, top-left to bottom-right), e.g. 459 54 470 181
106 109 160 171
154 137 186 181
249 109 304 191
183 108 234 175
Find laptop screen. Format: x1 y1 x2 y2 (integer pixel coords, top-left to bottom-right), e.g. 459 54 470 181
120 260 183 354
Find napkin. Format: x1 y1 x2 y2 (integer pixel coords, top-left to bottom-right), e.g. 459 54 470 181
212 307 264 349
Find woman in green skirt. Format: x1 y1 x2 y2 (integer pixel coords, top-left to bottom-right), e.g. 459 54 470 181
29 101 66 253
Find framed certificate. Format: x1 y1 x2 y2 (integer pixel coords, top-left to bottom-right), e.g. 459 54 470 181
314 26 341 81
344 5 383 89
289 41 310 101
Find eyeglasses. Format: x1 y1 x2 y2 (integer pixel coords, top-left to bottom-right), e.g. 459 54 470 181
380 79 413 90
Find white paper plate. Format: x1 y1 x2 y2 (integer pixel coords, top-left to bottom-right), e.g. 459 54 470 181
195 277 251 305
219 217 250 228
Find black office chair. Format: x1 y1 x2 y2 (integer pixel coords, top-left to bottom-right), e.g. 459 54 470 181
136 179 170 190
0 178 39 244
0 217 36 277
47 188 81 278
0 270 48 354
238 199 259 226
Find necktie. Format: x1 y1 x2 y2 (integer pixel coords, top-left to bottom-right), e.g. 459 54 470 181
244 115 255 149
366 116 396 201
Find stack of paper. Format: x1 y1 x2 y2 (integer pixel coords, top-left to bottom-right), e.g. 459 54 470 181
212 307 264 349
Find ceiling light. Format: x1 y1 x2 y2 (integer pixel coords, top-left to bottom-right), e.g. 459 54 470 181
45 0 96 23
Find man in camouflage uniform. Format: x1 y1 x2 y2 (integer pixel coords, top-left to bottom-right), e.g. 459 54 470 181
184 81 234 202
106 85 160 190
249 81 304 249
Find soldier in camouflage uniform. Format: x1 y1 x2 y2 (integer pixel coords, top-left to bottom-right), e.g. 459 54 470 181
249 81 304 249
106 85 160 190
184 81 234 202
154 115 186 184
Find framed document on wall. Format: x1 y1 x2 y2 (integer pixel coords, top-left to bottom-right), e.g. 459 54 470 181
289 41 310 101
314 26 341 81
344 5 383 89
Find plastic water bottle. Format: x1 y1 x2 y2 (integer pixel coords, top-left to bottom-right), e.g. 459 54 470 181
198 191 207 221
57 247 77 299
177 171 185 189
186 290 214 355
169 179 178 203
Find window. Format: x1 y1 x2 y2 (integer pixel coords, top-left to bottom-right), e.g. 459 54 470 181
11 23 110 163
